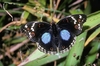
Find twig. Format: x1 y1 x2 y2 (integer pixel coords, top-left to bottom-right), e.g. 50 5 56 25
57 9 65 19
23 5 59 22
3 3 13 21
53 0 61 18
10 39 29 52
0 21 21 33
54 61 57 66
54 0 61 10
68 0 83 7
0 39 29 59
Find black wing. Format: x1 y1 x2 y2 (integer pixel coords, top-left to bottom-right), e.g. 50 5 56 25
56 14 87 53
21 21 57 54
57 14 87 35
21 21 50 42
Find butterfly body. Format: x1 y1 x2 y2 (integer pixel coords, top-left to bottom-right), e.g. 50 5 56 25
21 14 87 54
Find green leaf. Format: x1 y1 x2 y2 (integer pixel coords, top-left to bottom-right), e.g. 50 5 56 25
25 50 69 66
85 27 100 46
84 11 100 30
65 31 87 66
58 60 65 66
21 11 30 20
85 41 100 65
69 9 84 14
0 61 3 66
18 49 46 66
84 0 91 15
38 0 46 7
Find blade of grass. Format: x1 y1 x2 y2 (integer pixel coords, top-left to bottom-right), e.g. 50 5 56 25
18 49 46 66
85 41 100 65
84 11 100 30
85 27 100 46
69 9 84 14
65 31 87 66
25 51 69 66
84 0 91 15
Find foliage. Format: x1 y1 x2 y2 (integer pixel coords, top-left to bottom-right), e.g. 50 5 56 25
0 0 100 66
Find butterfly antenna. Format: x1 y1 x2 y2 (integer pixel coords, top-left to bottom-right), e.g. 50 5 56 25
3 3 14 21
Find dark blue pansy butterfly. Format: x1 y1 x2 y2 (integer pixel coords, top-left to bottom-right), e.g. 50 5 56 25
21 14 87 54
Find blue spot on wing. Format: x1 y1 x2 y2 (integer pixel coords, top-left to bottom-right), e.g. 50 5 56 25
41 32 51 44
60 30 70 41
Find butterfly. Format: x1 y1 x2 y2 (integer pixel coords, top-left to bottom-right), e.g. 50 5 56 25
21 14 87 54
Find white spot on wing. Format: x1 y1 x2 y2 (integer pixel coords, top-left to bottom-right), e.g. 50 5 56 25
25 24 28 28
79 15 82 19
29 32 32 38
71 43 74 46
31 28 34 31
69 16 77 24
65 48 68 51
78 24 81 30
31 22 38 31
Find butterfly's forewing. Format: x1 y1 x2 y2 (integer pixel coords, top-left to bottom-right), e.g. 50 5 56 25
57 14 87 35
21 22 50 42
57 14 87 52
